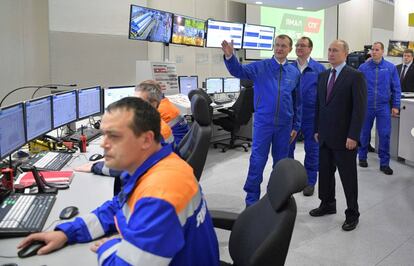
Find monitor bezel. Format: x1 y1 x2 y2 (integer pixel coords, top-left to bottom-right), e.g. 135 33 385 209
205 19 244 49
77 86 102 120
103 85 136 110
0 102 27 159
51 90 78 130
205 77 224 94
242 23 275 51
171 14 206 48
223 77 241 93
178 76 199 95
128 4 173 44
24 95 53 142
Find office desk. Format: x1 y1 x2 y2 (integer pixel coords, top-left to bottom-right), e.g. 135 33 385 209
0 141 114 265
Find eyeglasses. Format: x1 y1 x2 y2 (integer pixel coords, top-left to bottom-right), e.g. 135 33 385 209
295 44 309 48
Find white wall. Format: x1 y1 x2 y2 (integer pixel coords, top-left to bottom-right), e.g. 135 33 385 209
49 0 146 35
393 0 414 40
338 0 373 52
48 0 148 88
0 0 50 106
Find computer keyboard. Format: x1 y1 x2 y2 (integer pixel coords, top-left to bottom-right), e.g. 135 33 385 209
26 151 73 171
68 127 102 143
0 193 56 237
214 99 233 105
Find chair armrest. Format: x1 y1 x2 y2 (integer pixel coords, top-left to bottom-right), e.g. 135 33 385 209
210 210 239 231
217 108 234 116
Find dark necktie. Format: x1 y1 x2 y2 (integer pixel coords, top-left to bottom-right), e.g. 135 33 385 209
400 65 407 81
326 69 336 101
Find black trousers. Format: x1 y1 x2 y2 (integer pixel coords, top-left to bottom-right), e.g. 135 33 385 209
318 143 359 220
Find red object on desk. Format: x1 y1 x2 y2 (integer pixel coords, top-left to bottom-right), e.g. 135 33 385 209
16 171 74 187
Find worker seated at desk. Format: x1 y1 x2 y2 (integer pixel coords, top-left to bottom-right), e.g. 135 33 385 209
76 80 188 178
18 97 219 266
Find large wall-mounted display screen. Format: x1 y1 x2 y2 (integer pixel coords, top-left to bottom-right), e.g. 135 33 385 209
172 15 205 47
129 5 173 43
242 23 275 50
246 4 338 60
206 19 244 49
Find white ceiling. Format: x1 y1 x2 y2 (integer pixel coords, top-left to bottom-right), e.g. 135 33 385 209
231 0 350 11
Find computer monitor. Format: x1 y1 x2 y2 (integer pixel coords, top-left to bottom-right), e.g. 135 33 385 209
128 5 173 44
52 90 77 129
206 78 223 94
242 23 275 50
104 86 136 109
206 19 244 49
25 96 53 142
0 103 26 159
172 14 205 47
223 78 241 93
178 76 198 96
78 86 102 120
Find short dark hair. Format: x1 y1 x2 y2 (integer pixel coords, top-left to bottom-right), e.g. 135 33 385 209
403 49 414 56
106 97 161 142
300 36 313 48
276 34 293 48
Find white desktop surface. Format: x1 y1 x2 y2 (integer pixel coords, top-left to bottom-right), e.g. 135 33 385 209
0 140 114 265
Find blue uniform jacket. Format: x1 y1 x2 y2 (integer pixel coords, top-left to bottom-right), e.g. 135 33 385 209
292 58 325 120
358 58 401 109
224 55 302 130
56 145 219 266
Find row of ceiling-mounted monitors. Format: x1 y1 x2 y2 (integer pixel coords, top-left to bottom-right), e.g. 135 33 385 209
128 4 275 50
0 86 141 159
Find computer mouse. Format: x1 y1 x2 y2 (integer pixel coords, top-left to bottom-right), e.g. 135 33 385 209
59 206 79 220
89 153 104 161
17 240 46 258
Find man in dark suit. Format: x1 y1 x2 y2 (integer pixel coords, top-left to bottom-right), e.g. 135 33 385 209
397 49 414 92
309 40 367 232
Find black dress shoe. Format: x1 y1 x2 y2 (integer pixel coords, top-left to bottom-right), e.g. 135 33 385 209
359 160 368 168
368 144 375 152
380 166 393 175
309 206 336 217
342 218 359 231
303 185 314 196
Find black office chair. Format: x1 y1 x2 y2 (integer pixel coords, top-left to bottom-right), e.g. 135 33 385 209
177 93 212 181
211 158 307 266
188 88 213 122
212 86 254 152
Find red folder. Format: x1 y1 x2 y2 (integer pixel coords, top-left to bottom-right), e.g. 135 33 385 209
16 171 74 187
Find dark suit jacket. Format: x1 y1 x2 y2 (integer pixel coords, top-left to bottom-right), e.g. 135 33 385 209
397 63 414 92
315 65 367 150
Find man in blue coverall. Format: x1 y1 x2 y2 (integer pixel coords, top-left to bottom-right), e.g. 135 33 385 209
18 97 219 266
288 37 325 196
358 41 401 175
222 34 302 206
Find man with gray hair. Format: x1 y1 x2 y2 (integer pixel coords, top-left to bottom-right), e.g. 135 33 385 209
310 40 367 232
136 80 189 145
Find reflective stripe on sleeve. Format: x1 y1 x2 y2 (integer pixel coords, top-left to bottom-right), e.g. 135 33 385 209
167 116 184 127
117 239 171 266
101 165 110 176
98 242 120 265
82 213 105 239
176 190 202 226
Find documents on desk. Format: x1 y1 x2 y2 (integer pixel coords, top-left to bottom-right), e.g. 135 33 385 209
16 170 74 187
166 94 191 114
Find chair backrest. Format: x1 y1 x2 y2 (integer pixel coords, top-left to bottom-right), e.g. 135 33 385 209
228 158 307 266
177 93 212 181
188 89 213 121
232 86 254 126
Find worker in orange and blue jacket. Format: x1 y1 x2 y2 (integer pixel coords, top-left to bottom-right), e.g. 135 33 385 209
18 97 219 266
